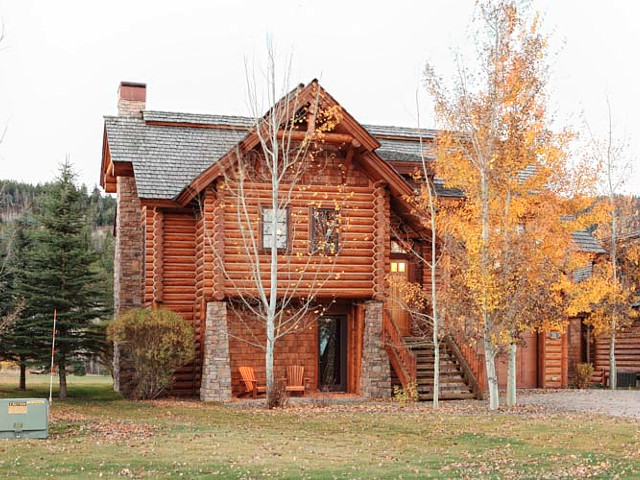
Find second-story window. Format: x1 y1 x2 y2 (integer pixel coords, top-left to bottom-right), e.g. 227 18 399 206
312 208 339 254
262 208 288 250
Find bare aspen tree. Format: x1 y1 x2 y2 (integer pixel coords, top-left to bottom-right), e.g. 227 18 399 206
202 47 348 406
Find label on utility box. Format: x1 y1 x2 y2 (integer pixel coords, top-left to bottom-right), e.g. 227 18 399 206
8 401 27 415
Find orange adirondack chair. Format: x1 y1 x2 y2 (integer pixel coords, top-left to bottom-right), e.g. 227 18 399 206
239 366 266 398
285 365 306 396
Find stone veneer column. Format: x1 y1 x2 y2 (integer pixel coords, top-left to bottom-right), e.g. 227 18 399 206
114 176 143 314
360 300 391 398
200 301 232 402
113 175 143 393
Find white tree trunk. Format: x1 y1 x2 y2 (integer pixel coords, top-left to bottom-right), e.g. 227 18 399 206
609 327 617 390
266 322 275 396
607 108 618 391
430 183 440 409
609 197 618 390
506 343 517 407
480 170 499 410
483 334 499 410
432 326 439 409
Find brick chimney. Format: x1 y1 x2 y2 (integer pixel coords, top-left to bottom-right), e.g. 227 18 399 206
117 81 146 118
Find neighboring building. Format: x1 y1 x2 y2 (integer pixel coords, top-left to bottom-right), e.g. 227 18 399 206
100 80 609 401
588 229 640 386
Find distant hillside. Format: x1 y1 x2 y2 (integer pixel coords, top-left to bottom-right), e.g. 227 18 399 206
0 180 116 228
0 180 44 223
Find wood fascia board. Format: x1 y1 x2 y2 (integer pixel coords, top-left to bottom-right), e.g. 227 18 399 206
312 84 380 152
112 160 134 177
357 150 434 239
360 150 413 200
176 79 383 206
101 137 118 193
101 125 134 183
100 127 110 189
140 198 186 210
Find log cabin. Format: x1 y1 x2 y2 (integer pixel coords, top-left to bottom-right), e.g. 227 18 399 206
584 230 640 387
100 80 621 401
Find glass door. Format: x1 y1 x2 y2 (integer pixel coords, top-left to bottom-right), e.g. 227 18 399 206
318 315 347 391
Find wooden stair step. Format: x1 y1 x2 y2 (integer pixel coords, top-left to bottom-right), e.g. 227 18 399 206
417 376 466 384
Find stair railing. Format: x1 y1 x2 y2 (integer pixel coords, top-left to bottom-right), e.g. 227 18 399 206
445 333 485 400
382 309 417 387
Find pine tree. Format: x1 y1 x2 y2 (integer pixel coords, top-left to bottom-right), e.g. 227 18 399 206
16 161 110 399
0 217 35 390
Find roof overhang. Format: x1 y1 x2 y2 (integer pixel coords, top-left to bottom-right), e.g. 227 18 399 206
175 80 383 206
100 125 134 193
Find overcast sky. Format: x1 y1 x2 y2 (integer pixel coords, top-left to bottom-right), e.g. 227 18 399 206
0 0 638 194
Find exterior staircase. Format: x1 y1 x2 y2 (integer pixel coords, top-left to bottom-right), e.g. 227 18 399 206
404 337 476 401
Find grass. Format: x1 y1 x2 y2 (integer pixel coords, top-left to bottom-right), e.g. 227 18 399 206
0 373 639 478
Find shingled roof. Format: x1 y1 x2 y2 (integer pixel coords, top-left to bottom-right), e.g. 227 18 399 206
571 230 606 254
105 114 248 199
103 111 443 200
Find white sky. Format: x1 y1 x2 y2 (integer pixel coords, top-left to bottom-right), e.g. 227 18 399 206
0 0 638 193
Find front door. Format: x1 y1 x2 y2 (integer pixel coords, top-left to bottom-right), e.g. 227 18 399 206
389 259 411 335
318 315 347 391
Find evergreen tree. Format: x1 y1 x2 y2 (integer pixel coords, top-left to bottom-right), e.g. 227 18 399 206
0 217 35 389
16 161 110 399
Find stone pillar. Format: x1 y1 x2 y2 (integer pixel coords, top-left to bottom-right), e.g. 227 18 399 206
360 300 391 398
114 176 143 315
113 175 143 393
200 301 232 402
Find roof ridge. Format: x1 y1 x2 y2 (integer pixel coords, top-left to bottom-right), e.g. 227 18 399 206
141 110 439 140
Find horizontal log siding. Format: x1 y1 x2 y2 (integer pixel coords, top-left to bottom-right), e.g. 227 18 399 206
162 213 200 396
593 320 640 383
209 180 389 298
142 207 165 306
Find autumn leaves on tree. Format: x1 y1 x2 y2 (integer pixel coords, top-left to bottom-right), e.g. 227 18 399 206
414 0 616 409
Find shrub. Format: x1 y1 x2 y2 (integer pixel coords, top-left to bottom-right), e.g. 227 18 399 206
575 363 595 389
393 382 418 406
108 308 195 400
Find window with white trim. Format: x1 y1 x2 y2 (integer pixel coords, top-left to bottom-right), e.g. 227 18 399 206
262 208 288 250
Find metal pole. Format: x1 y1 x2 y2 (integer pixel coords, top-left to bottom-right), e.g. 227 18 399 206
49 309 57 404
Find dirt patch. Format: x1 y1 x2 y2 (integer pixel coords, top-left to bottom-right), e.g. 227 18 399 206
520 389 640 419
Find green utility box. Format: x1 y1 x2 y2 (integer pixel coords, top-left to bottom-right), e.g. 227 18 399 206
0 399 49 439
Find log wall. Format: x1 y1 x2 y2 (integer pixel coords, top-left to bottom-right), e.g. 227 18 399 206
593 320 640 384
161 212 200 395
205 177 388 299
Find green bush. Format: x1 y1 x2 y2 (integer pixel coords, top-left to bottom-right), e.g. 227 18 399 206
575 363 595 389
108 308 195 400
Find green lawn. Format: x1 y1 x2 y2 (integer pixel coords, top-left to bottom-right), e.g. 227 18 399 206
1 374 639 478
